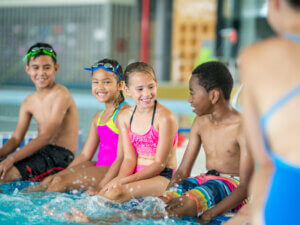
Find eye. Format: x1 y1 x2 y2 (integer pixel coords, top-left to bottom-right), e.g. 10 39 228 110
44 66 50 70
92 80 98 84
103 81 111 84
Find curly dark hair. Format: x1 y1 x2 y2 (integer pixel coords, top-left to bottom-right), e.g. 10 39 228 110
192 61 233 100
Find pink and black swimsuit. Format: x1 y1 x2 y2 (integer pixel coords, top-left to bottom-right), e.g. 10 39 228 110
128 100 177 180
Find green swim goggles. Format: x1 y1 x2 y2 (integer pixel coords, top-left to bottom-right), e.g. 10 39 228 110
84 62 122 81
23 47 56 61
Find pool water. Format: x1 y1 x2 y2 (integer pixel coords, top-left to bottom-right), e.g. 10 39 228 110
0 181 231 225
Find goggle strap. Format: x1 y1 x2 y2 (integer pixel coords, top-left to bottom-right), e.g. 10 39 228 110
84 67 93 71
84 63 122 81
23 49 56 62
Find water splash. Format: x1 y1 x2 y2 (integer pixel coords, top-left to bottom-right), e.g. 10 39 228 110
0 181 229 224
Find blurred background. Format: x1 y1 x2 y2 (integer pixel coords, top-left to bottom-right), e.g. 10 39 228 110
0 0 273 160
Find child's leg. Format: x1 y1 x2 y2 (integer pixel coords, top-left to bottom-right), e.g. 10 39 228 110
167 179 235 218
223 204 250 225
102 176 170 203
166 195 198 217
46 165 110 192
25 161 95 192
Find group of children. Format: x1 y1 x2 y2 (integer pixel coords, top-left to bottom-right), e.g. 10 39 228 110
2 1 299 223
0 41 252 224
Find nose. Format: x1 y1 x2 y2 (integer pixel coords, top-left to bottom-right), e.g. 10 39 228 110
143 88 151 96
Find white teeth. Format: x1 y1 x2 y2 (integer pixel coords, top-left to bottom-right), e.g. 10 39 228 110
97 92 106 97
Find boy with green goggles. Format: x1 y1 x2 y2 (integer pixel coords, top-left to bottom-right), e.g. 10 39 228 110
23 46 57 63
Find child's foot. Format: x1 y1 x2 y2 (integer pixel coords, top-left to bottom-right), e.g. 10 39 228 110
42 205 55 218
84 188 98 196
64 207 90 223
22 183 48 193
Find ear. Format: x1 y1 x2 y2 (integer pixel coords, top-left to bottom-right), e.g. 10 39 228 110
269 0 280 11
54 64 60 74
25 65 30 75
124 85 131 97
209 89 220 104
118 81 125 90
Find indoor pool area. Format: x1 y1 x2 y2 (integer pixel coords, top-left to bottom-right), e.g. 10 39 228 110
0 87 223 225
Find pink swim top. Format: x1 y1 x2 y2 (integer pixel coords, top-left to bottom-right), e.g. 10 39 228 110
95 101 126 166
128 100 178 173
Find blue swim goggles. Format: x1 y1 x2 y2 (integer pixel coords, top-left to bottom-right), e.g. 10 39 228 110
23 47 56 61
84 62 122 81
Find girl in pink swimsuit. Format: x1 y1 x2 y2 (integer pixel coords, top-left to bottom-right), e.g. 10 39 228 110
26 58 129 193
98 62 178 203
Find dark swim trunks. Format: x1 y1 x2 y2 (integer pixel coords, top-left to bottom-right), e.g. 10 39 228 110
160 167 174 180
14 144 74 181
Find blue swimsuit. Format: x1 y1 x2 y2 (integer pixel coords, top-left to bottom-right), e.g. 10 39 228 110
260 32 300 225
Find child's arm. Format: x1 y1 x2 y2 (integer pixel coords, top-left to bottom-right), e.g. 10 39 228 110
118 109 178 185
66 112 99 168
45 112 100 181
0 90 73 178
116 112 137 178
99 133 124 189
0 98 32 158
100 111 136 191
200 128 254 221
167 117 202 189
240 49 274 223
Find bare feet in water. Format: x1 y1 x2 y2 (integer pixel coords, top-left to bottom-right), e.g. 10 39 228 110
64 207 90 223
22 183 48 193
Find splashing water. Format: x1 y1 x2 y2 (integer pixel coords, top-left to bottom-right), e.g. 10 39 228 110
0 181 230 225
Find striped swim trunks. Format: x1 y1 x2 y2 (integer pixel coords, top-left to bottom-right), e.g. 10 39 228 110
165 170 245 217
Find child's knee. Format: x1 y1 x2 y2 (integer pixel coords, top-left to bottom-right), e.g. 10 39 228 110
51 175 63 185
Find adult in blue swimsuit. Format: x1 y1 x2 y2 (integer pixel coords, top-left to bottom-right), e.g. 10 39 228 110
240 0 300 224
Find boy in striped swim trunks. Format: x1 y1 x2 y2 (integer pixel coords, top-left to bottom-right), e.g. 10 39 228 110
162 61 253 223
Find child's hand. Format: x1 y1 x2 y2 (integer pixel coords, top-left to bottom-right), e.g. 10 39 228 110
167 175 182 189
85 187 99 196
197 210 213 224
100 177 124 194
0 156 14 180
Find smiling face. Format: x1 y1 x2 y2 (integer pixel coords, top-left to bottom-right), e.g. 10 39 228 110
25 55 59 89
125 72 157 108
188 75 212 116
91 68 122 103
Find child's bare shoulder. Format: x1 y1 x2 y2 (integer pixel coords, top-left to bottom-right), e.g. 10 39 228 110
156 103 177 124
91 111 102 124
21 93 36 112
117 105 135 123
52 83 73 100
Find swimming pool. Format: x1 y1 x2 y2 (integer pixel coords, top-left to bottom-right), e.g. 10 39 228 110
0 181 231 225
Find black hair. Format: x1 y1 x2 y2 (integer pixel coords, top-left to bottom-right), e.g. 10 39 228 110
94 58 125 104
287 0 300 9
124 62 157 86
192 61 233 100
26 42 57 65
